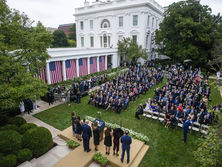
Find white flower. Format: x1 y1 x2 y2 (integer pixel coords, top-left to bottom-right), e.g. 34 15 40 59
86 116 149 143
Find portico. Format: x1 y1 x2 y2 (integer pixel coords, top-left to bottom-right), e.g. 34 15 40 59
45 48 118 84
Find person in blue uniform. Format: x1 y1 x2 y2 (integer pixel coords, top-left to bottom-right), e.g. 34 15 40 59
183 116 192 143
82 120 92 152
121 130 132 164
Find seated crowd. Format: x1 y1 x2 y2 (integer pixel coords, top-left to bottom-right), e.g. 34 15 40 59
88 63 164 113
137 64 220 128
46 73 108 104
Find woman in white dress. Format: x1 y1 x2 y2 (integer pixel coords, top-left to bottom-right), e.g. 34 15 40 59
144 98 151 111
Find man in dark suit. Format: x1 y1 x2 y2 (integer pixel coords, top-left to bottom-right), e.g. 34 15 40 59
121 130 132 164
82 120 92 152
183 117 192 143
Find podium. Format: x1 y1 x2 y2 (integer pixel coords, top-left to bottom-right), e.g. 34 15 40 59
92 119 105 141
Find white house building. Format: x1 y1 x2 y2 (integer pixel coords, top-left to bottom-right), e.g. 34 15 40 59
41 0 163 84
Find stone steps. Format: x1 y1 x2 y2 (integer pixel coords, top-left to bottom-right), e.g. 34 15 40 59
130 145 149 167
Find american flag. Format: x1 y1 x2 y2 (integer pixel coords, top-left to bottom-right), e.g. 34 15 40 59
34 68 47 83
66 59 77 80
90 57 97 74
49 61 63 84
79 58 88 76
99 56 105 71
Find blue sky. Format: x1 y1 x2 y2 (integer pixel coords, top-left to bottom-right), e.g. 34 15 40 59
6 0 222 28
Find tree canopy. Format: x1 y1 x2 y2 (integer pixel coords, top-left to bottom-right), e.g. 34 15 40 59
155 0 218 66
51 30 69 48
0 0 52 110
118 37 148 63
68 23 76 41
208 15 222 72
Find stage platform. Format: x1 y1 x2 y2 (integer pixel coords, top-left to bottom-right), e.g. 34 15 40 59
53 126 149 167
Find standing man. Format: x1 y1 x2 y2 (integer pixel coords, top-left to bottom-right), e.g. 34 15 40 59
121 130 132 164
82 120 92 152
183 116 192 143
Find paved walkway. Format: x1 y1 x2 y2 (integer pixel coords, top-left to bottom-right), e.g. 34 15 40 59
18 99 111 167
18 100 72 167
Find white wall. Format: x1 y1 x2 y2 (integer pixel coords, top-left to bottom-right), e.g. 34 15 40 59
75 0 163 52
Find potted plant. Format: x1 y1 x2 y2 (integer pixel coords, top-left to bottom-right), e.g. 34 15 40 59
66 140 80 149
100 156 108 167
93 152 109 167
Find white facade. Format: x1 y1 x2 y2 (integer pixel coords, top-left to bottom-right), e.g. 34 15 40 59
43 0 164 84
75 0 164 56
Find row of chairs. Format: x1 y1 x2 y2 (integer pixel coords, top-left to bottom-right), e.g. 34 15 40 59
142 109 208 135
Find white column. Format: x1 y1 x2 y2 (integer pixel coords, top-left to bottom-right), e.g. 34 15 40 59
76 58 79 77
97 56 100 72
87 57 90 74
62 60 66 81
105 55 108 70
112 54 118 68
46 62 51 84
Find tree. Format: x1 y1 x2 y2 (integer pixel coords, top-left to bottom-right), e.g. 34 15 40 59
118 37 148 63
194 112 222 167
52 30 69 47
68 23 76 41
68 40 76 47
208 15 222 73
155 0 217 67
0 0 52 110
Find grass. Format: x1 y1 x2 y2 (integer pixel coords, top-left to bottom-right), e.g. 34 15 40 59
34 79 221 167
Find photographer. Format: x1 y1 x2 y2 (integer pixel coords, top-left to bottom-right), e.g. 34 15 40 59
135 104 144 119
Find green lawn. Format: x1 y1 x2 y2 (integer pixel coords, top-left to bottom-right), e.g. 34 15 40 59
34 80 222 167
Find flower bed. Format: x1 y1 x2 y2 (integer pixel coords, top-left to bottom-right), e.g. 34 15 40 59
86 116 149 144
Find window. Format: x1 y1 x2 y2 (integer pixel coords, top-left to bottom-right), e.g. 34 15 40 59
152 17 154 27
90 20 93 29
80 21 84 30
119 16 123 27
118 35 123 41
101 19 110 28
90 36 94 47
103 35 107 48
103 23 108 28
156 19 158 28
132 35 137 43
108 36 111 47
133 15 138 26
99 57 102 62
100 36 102 48
81 37 84 47
147 15 150 26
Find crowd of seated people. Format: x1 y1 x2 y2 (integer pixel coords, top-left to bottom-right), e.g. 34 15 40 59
143 64 220 128
88 63 164 113
46 73 108 104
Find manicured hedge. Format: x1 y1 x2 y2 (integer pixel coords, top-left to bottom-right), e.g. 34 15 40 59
0 124 19 132
0 114 8 126
19 123 37 134
8 117 26 127
0 154 17 167
22 127 53 157
17 148 32 164
0 130 22 155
